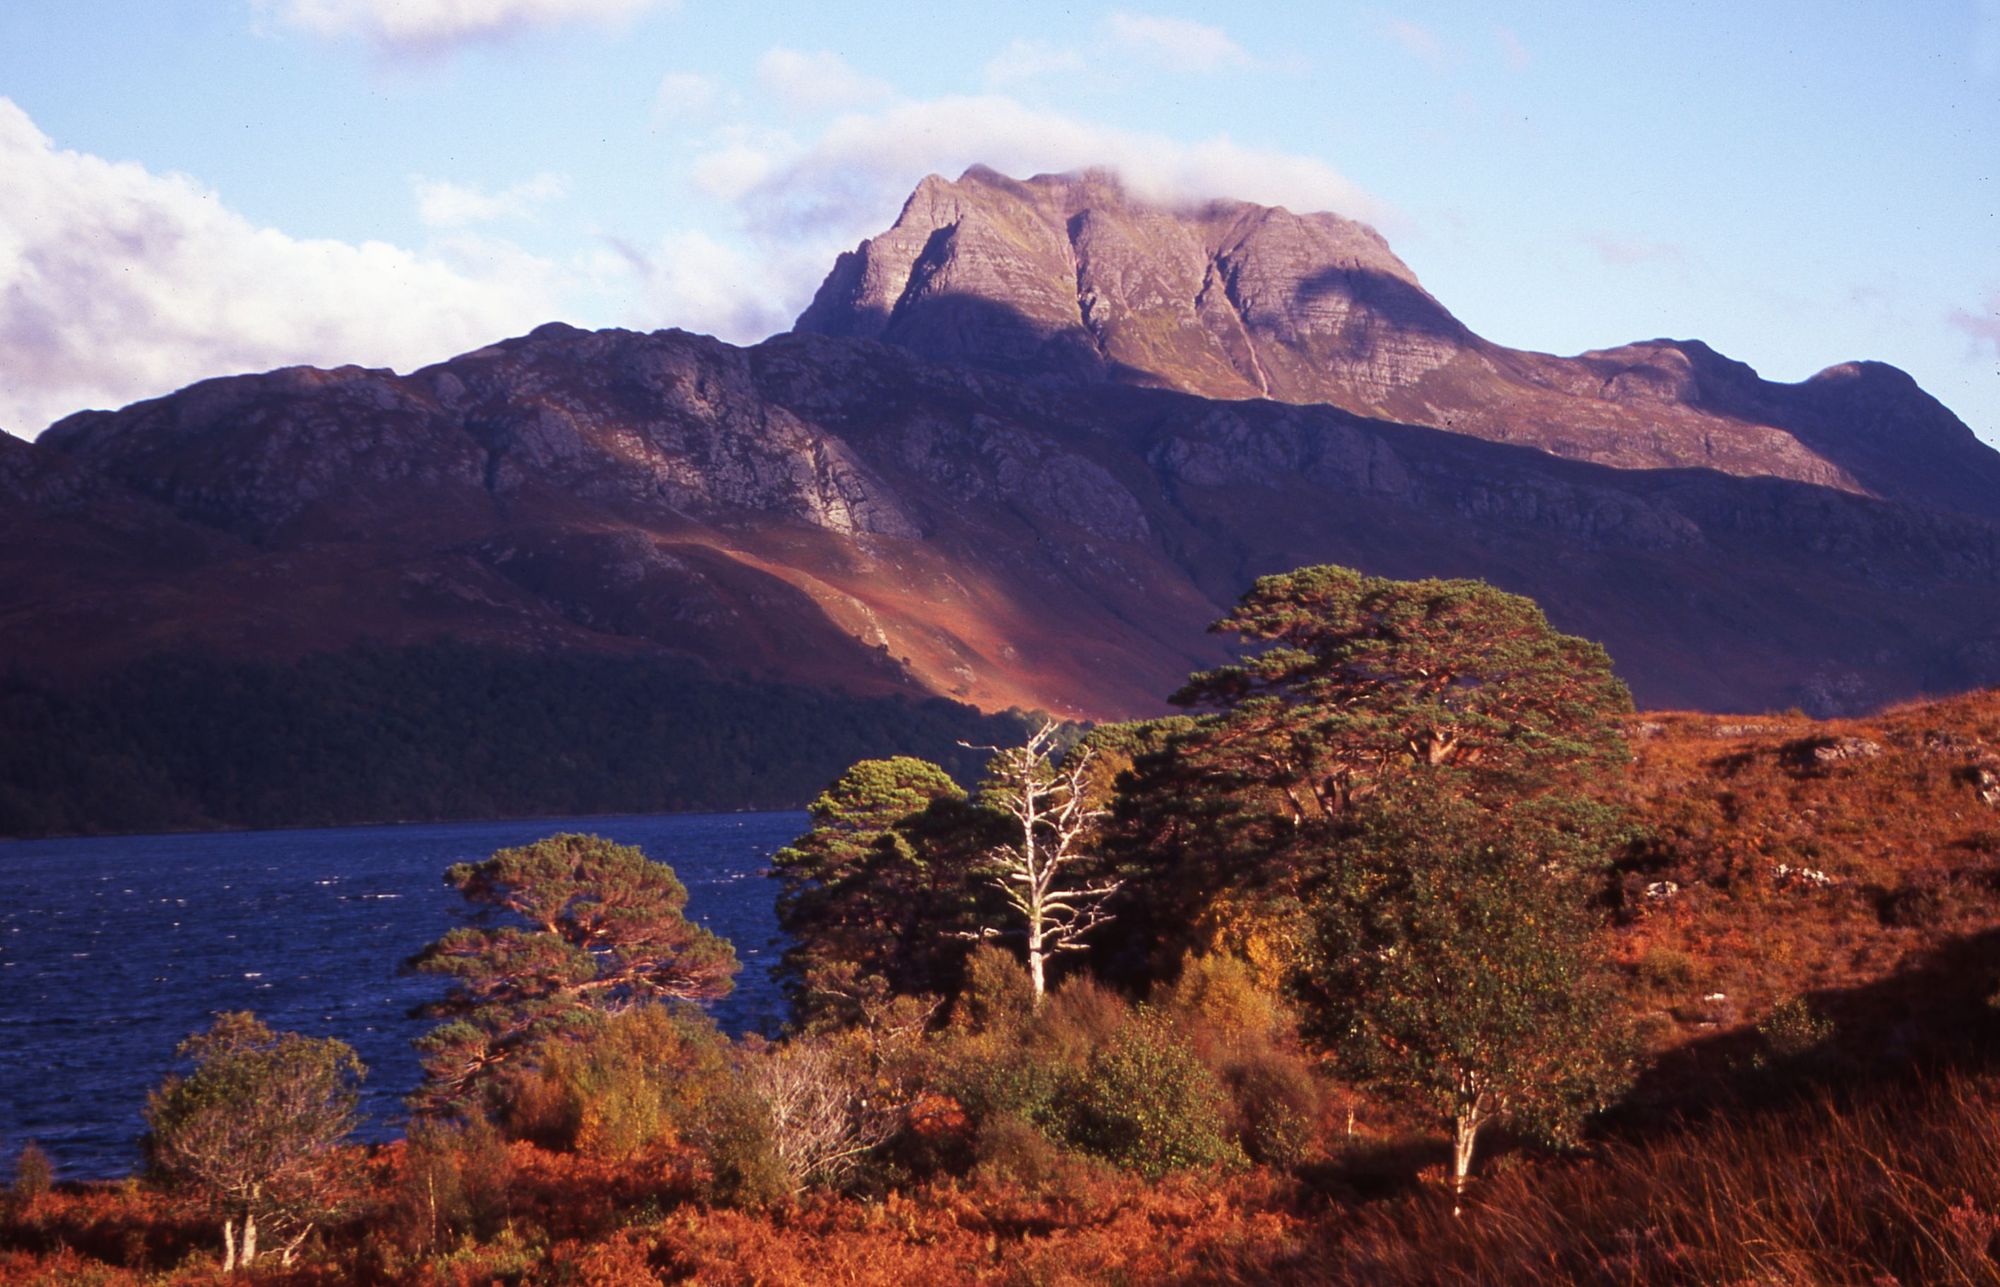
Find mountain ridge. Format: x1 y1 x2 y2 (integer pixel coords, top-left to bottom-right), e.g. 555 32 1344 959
796 166 2000 521
5 164 1999 833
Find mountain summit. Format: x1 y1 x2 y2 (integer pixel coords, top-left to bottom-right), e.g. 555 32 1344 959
8 165 2000 832
797 165 1462 405
798 167 2000 519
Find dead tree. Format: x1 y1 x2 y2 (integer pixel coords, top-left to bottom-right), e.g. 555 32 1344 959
969 721 1121 1002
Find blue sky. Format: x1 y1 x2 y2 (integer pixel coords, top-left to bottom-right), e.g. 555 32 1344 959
1 0 1994 446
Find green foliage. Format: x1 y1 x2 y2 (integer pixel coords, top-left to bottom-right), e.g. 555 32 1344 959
1154 953 1295 1057
408 834 738 1115
970 1112 1069 1190
1102 566 1634 979
143 1012 363 1259
1297 783 1628 1163
1757 997 1835 1063
1067 1012 1246 1179
1174 564 1632 810
1154 954 1330 1168
0 645 1033 837
1634 944 1701 995
1227 1049 1322 1168
953 942 1037 1035
773 757 1001 1025
933 967 1282 1181
689 1077 793 1210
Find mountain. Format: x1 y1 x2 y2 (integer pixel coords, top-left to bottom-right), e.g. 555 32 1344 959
797 166 2000 521
5 166 1999 832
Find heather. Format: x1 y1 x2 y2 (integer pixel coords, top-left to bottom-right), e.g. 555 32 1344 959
11 568 2000 1283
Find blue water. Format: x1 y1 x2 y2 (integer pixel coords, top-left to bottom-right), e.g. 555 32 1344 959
0 811 804 1181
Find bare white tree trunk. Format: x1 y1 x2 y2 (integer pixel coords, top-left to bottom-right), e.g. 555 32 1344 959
277 1223 312 1267
240 1209 258 1267
969 722 1120 1006
1451 1112 1478 1217
222 1218 237 1273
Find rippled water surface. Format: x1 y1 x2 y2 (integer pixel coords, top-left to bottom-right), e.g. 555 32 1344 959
0 811 803 1180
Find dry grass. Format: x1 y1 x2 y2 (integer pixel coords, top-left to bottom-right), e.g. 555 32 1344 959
1302 1069 2000 1286
14 691 2000 1283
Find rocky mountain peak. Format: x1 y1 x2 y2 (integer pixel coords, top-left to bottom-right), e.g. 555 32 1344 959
794 165 1459 404
797 166 2000 519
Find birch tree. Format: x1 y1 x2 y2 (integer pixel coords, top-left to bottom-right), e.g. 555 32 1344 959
1295 782 1626 1214
973 722 1121 1003
144 1012 363 1271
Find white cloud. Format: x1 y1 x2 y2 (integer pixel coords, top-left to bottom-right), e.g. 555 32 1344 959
662 93 1388 337
269 0 670 52
983 39 1087 87
653 71 720 123
585 229 794 344
414 172 568 227
756 48 892 113
0 98 565 437
1495 25 1531 72
718 95 1386 246
1103 12 1251 73
1951 290 2000 357
1385 18 1446 69
690 129 792 201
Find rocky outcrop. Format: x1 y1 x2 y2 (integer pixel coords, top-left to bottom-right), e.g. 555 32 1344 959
800 168 2000 521
10 168 2000 721
13 317 2000 719
796 165 1464 408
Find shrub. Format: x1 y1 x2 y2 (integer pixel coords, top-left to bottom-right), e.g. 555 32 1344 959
1032 974 1133 1067
971 1113 1068 1190
143 1012 364 1271
952 943 1035 1037
748 1036 899 1196
691 1079 790 1209
1228 1050 1323 1168
1634 944 1699 994
1067 1013 1245 1178
1155 954 1294 1061
389 1118 515 1254
1757 997 1835 1063
504 1005 733 1160
10 1142 52 1206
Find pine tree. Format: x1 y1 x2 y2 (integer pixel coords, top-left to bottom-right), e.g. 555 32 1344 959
408 833 737 1114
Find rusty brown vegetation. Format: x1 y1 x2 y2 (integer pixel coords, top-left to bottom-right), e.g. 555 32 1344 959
11 689 2000 1284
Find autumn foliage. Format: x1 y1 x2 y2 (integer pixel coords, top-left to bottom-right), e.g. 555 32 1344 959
15 569 2000 1283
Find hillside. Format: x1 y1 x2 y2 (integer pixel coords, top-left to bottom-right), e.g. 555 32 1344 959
6 167 2000 833
11 688 2000 1283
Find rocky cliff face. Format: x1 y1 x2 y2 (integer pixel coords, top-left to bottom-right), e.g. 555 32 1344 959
16 313 2000 720
796 165 1463 408
798 167 2000 521
9 166 2000 725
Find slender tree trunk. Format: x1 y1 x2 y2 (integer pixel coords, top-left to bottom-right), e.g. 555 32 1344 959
1451 1111 1481 1218
240 1209 258 1267
1027 918 1046 1003
278 1224 312 1267
222 1218 237 1273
